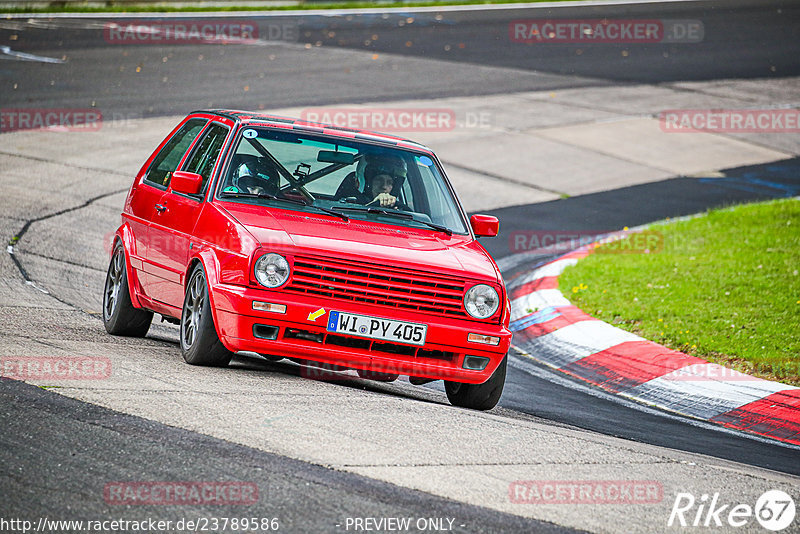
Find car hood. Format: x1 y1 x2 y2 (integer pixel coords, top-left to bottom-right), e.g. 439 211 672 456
221 203 500 284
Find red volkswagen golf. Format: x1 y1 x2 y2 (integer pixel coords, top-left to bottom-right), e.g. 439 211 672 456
103 110 511 410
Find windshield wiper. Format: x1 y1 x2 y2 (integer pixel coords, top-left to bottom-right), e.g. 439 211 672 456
219 192 348 221
307 204 349 221
332 205 412 218
331 206 452 235
365 207 413 219
220 191 304 204
416 220 453 236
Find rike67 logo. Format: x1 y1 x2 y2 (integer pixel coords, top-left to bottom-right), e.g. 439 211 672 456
668 490 796 531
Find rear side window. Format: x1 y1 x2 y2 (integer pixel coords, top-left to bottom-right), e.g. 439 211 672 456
144 118 207 188
183 123 229 194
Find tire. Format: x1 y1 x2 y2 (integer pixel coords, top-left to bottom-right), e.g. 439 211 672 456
103 243 153 337
444 355 507 411
357 369 399 382
180 264 233 367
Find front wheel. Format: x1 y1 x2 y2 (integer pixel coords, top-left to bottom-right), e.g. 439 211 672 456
444 355 507 411
102 243 153 337
180 265 233 367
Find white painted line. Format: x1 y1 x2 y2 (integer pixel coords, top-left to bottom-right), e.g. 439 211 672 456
508 349 800 451
627 365 795 420
516 320 642 367
556 319 644 350
528 257 579 279
511 288 571 319
0 46 65 64
508 257 578 294
665 363 799 389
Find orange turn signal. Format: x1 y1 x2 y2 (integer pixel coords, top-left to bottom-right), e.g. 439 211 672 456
252 301 286 314
467 333 500 346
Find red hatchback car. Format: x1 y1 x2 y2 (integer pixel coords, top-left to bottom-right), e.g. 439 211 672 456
103 110 511 410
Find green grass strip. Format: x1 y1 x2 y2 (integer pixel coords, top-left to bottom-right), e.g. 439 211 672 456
560 198 800 386
3 0 578 14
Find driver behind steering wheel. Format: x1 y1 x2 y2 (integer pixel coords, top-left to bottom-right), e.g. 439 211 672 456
359 163 409 210
335 153 408 207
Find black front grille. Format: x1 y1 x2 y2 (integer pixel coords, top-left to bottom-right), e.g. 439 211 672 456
286 256 466 318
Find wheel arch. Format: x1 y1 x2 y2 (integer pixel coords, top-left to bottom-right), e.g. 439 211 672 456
184 248 232 351
113 224 146 309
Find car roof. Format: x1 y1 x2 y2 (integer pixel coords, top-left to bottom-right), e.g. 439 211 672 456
193 109 434 154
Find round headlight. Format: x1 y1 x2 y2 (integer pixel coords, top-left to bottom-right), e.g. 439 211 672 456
464 284 500 319
254 253 290 288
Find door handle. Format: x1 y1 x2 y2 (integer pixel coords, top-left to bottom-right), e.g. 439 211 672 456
155 204 167 213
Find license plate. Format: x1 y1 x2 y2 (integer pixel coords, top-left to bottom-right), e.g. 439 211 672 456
326 311 427 346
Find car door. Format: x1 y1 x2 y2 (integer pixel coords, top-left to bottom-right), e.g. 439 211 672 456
134 117 208 302
148 122 232 310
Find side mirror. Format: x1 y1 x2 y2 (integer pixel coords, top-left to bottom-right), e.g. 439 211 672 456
171 171 203 195
470 214 499 237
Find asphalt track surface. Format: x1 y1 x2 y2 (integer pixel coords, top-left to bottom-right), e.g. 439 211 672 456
2 0 800 530
1 378 571 533
2 0 799 116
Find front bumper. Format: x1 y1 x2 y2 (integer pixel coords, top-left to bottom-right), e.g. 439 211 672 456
212 282 511 384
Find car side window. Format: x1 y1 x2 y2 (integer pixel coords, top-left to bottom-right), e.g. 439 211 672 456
182 123 229 194
144 118 207 188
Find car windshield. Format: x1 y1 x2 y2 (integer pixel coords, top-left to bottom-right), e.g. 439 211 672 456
216 126 468 235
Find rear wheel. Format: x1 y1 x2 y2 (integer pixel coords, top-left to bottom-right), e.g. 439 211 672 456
444 355 507 411
180 265 232 367
102 243 152 337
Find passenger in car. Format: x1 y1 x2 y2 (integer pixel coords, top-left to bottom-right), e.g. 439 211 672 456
224 158 279 196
